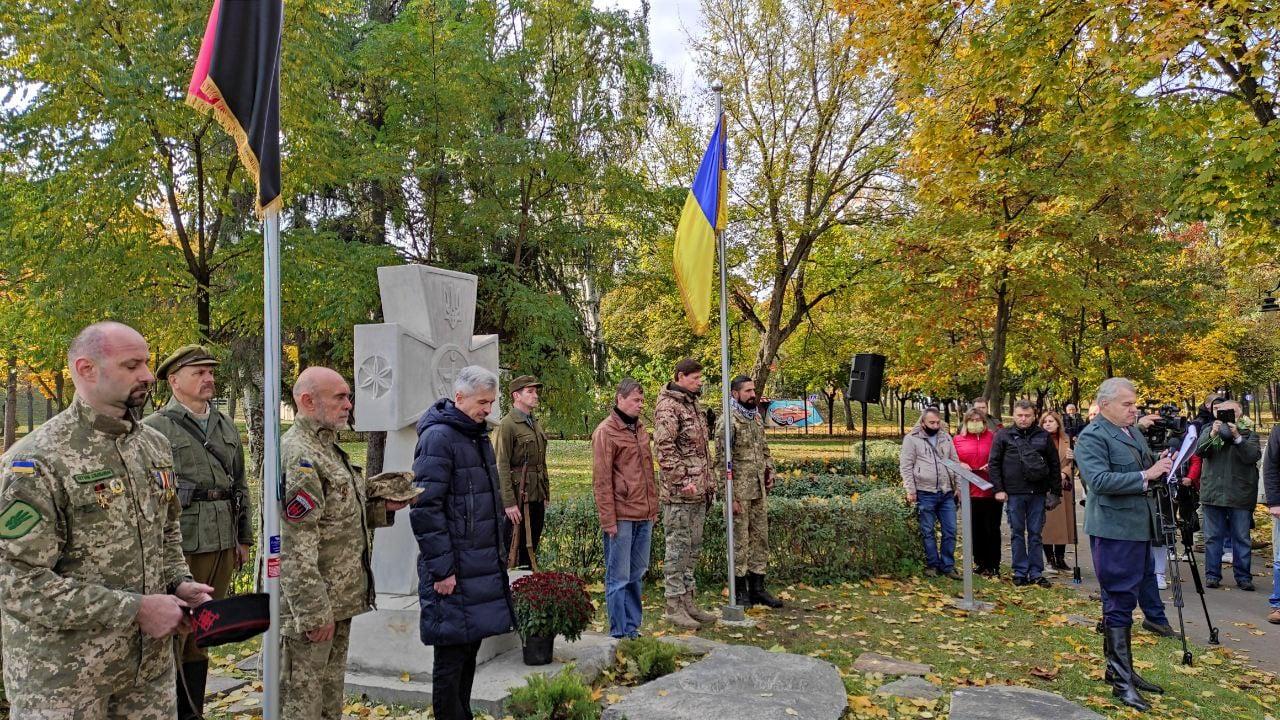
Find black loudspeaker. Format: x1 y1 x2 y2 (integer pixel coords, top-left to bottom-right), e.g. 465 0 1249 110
847 353 886 404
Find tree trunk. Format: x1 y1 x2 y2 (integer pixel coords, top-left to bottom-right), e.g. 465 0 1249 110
54 372 65 410
4 355 17 449
365 431 387 476
843 393 855 431
981 277 1013 407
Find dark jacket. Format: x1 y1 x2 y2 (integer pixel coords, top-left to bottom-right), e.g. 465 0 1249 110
1264 425 1280 508
988 425 1061 496
410 399 515 646
1063 413 1086 440
1196 425 1261 509
1075 416 1157 542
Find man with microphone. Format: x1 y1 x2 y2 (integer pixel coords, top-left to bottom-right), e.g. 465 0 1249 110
1075 378 1172 712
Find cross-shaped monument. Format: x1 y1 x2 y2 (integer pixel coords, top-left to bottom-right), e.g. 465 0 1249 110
353 264 500 595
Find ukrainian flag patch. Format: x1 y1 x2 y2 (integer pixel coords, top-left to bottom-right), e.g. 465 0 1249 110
7 460 35 476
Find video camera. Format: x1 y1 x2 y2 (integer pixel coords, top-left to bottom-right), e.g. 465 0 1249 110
1138 402 1187 449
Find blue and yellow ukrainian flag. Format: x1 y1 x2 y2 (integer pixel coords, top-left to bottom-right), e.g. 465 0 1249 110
673 113 727 335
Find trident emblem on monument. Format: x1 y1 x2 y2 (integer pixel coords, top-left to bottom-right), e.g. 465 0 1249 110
443 282 463 330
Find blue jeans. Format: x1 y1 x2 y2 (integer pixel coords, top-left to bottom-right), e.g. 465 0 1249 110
916 490 956 573
1203 505 1252 585
1270 518 1279 610
602 520 653 638
1007 494 1046 580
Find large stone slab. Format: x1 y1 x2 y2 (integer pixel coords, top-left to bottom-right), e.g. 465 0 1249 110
345 632 618 714
949 686 1105 720
875 676 943 701
354 265 501 596
602 644 845 720
852 652 932 676
346 590 523 679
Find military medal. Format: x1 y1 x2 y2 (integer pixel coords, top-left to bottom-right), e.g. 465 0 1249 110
153 469 176 499
109 478 126 495
93 482 111 509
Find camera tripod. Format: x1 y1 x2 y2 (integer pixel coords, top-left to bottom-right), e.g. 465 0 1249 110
1150 478 1220 665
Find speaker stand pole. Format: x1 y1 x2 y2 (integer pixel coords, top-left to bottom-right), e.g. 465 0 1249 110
860 400 868 476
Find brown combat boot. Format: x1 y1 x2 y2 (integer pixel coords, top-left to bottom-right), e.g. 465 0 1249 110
683 591 718 624
664 596 702 630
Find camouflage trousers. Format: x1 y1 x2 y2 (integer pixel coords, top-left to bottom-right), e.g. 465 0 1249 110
8 661 176 719
282 617 352 720
663 501 707 598
732 496 769 576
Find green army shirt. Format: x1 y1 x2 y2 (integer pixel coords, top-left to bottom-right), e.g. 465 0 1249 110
0 396 192 706
143 396 253 554
494 407 549 507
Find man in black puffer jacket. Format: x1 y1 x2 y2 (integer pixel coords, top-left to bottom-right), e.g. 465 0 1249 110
989 400 1061 587
410 365 515 720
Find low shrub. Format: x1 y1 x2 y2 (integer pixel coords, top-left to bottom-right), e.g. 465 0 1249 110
768 473 870 499
505 666 601 720
772 454 901 487
539 486 922 585
615 637 682 682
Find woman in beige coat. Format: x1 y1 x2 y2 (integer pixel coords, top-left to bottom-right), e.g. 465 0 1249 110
1039 410 1076 572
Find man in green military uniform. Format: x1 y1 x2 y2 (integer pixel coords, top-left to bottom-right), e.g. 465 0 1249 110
715 375 783 609
279 366 408 720
0 321 212 719
142 344 253 719
494 374 549 569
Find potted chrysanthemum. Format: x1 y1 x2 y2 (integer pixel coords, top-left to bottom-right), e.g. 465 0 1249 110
510 571 594 665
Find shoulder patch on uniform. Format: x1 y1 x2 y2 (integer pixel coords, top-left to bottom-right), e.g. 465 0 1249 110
0 500 42 539
73 468 115 484
285 490 318 522
7 460 36 476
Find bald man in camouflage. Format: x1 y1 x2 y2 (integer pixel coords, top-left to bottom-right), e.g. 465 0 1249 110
0 321 212 719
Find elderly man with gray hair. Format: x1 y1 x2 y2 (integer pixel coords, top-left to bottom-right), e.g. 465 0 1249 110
410 365 516 720
1074 377 1173 712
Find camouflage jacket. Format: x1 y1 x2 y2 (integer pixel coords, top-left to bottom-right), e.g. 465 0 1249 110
714 405 773 501
493 407 549 507
279 415 392 637
142 396 253 554
0 396 191 705
653 384 713 503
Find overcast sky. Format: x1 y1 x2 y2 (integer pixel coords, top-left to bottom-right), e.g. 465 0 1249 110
595 0 704 90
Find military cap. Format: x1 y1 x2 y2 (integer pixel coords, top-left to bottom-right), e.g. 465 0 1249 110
156 344 220 381
367 471 422 502
510 375 543 394
191 593 270 648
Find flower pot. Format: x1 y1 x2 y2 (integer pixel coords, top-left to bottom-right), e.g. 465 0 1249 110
522 634 554 665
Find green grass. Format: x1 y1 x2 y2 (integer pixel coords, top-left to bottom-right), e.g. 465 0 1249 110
330 436 862 501
626 576 1277 720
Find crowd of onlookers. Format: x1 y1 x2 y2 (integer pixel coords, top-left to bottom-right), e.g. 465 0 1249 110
900 393 1280 626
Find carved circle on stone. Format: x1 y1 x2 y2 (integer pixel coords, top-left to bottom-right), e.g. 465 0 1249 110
431 344 469 399
356 355 393 399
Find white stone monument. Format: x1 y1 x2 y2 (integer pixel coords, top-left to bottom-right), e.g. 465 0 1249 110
353 264 500 595
345 265 512 693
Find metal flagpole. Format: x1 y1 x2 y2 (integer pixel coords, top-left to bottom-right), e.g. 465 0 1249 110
713 81 744 622
261 208 283 720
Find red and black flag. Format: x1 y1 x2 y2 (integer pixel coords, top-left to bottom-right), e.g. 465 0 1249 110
188 0 283 216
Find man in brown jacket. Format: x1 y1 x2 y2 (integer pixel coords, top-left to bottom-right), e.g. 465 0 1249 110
592 378 659 638
653 358 718 629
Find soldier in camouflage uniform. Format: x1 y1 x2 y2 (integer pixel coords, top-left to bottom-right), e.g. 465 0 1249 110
714 376 783 609
494 374 549 569
279 366 407 720
653 358 718 630
142 344 254 719
0 321 212 719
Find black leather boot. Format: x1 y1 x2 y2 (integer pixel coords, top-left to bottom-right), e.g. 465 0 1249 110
735 575 754 608
177 660 209 720
749 573 784 609
1104 631 1164 694
1104 625 1151 711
